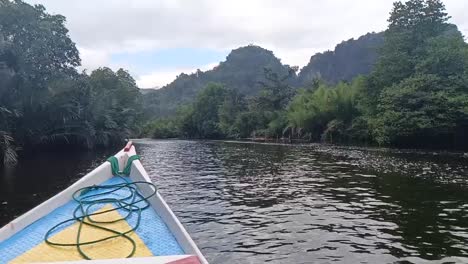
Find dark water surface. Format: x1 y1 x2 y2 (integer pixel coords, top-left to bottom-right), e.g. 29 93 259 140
0 148 118 226
1 140 468 263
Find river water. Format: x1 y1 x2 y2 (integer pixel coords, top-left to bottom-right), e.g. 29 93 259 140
1 139 468 263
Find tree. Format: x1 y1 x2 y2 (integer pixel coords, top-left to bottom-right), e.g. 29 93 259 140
0 0 149 166
372 74 468 148
255 68 296 111
218 89 247 137
370 0 454 93
141 118 179 139
240 67 296 138
416 34 468 77
286 76 365 143
298 32 384 86
366 0 468 148
0 0 80 90
0 0 81 163
142 45 294 118
88 68 142 146
177 83 227 138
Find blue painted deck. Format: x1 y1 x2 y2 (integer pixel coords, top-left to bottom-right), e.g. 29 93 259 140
0 176 184 263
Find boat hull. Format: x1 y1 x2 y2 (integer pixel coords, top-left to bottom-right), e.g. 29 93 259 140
0 144 208 264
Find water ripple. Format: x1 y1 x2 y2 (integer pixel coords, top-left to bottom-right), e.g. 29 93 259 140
135 139 468 264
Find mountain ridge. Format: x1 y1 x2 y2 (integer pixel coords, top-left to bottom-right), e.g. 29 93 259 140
143 32 384 118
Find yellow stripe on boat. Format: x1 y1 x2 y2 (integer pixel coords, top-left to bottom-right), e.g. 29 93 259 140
10 204 153 263
0 142 208 263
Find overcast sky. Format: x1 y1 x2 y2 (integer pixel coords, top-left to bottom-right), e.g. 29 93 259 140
25 0 468 88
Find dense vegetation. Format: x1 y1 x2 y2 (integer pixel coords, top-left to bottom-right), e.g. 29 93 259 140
143 33 384 118
0 0 141 165
142 45 295 118
297 32 384 86
144 0 468 150
2 0 467 166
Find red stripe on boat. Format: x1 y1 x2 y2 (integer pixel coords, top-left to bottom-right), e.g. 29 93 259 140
124 141 133 152
166 256 202 264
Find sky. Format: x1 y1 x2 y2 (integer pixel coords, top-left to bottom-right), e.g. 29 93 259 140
25 0 468 88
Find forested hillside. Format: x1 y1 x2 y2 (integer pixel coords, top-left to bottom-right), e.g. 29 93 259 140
143 0 468 150
2 0 467 167
142 45 294 117
297 32 384 86
143 34 384 118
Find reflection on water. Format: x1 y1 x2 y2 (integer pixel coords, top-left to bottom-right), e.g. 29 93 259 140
1 140 468 263
0 149 117 225
137 140 468 264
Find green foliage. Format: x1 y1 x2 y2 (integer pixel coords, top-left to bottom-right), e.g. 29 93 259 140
142 45 297 118
218 89 247 137
298 32 384 86
287 77 364 142
174 83 227 138
416 35 468 77
141 0 468 150
254 68 296 111
142 118 179 139
2 0 468 157
0 1 142 165
239 68 297 138
0 0 80 86
87 68 142 147
143 37 384 119
370 0 457 90
265 111 288 138
371 74 468 147
146 69 295 140
232 111 262 138
365 0 468 148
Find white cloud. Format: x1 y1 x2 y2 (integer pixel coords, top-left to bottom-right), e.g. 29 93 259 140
25 0 468 87
77 47 111 72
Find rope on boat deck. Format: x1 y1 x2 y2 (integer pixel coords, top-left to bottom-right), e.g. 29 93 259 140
43 155 157 260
